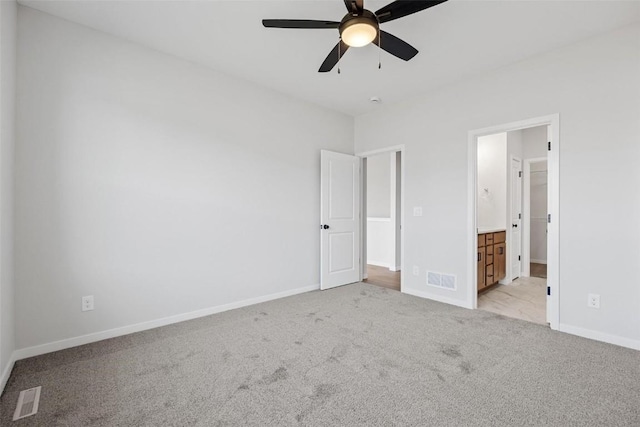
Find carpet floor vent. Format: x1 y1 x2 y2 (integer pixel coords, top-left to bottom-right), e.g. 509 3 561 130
427 271 457 290
13 386 41 421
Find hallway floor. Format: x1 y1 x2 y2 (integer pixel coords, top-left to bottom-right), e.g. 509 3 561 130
478 276 547 325
363 265 400 291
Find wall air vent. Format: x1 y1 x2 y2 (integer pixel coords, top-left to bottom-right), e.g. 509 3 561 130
427 271 457 291
13 386 41 421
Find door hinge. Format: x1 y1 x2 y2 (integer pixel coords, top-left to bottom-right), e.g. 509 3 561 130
548 141 551 151
518 255 521 261
518 213 522 220
547 214 551 223
547 286 551 296
518 171 522 178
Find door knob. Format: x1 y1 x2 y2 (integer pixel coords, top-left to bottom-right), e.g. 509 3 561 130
322 224 330 230
512 224 518 228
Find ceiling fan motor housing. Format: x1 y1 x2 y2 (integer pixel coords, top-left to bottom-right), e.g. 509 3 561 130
339 10 379 47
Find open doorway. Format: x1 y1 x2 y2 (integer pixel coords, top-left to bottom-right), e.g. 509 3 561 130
468 116 559 329
361 150 402 291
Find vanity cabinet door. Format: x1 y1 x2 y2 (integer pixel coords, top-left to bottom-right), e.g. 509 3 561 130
494 242 506 281
477 246 486 290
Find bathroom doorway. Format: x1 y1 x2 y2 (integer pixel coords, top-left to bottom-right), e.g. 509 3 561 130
468 115 559 329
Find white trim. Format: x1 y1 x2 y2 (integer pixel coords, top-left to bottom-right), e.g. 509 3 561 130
361 157 367 285
1 351 17 394
558 324 640 351
13 285 318 361
531 259 547 264
468 114 560 331
390 151 402 284
356 145 405 158
357 145 405 293
367 260 390 268
403 287 473 309
546 119 560 329
367 217 391 222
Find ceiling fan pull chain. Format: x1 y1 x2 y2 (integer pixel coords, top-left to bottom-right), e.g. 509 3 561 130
338 38 341 74
378 31 382 69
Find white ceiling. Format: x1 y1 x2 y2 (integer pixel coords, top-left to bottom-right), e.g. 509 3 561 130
18 0 640 116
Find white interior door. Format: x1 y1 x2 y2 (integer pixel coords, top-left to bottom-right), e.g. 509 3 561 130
546 126 552 323
320 150 360 290
510 157 522 280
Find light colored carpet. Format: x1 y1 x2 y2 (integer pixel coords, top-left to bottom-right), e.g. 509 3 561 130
1 283 639 426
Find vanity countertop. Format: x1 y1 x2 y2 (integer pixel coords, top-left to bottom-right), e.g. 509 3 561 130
477 227 506 234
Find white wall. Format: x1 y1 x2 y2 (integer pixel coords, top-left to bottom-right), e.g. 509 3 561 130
0 0 17 389
477 133 506 230
366 152 393 268
15 7 353 351
523 125 549 159
530 161 548 263
507 129 523 160
366 218 393 268
366 152 391 218
355 24 640 348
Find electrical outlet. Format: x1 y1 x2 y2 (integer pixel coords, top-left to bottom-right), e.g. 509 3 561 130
82 295 94 312
413 207 423 217
412 266 420 276
587 293 600 309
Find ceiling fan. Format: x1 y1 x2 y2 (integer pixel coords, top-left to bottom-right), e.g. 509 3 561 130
262 0 448 72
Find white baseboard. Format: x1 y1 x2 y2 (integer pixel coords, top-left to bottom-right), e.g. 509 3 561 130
531 259 547 264
558 323 640 351
367 261 390 268
13 284 319 361
389 266 401 272
402 287 473 309
1 351 17 394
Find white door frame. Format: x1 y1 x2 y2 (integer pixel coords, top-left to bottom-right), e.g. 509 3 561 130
522 157 548 278
506 155 523 283
468 115 559 330
355 145 405 293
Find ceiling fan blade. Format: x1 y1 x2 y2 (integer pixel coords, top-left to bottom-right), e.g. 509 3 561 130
343 0 364 13
262 19 340 29
319 40 350 73
375 0 447 24
373 30 418 61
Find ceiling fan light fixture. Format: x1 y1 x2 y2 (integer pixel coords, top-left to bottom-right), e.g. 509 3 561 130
339 11 379 48
341 22 377 47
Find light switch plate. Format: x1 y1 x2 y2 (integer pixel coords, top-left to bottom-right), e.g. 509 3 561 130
413 207 423 217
